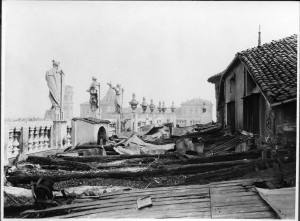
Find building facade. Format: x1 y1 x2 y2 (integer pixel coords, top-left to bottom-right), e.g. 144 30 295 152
80 88 177 131
175 98 213 127
208 34 297 146
81 88 213 129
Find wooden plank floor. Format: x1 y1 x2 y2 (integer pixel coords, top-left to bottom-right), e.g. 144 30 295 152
51 179 280 219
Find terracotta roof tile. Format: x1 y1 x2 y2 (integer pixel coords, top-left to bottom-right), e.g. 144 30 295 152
237 34 297 103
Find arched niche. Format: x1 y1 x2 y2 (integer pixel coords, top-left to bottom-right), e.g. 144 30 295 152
97 126 107 145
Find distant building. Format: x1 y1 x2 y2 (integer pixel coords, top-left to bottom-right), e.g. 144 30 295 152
80 88 177 132
81 89 213 129
175 98 213 127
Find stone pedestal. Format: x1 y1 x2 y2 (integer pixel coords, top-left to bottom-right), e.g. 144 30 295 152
45 109 62 121
52 121 67 150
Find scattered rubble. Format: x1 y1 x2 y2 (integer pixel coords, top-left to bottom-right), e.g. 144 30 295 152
4 122 296 218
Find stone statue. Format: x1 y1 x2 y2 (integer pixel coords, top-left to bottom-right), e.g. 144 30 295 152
45 60 64 110
107 82 123 114
87 77 100 112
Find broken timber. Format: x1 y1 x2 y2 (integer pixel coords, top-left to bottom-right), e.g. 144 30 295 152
58 149 262 163
58 152 181 163
7 158 282 185
26 156 96 171
184 157 291 184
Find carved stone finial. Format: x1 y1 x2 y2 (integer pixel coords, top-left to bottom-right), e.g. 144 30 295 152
149 99 155 113
140 97 148 113
157 101 162 113
129 93 139 111
162 101 167 113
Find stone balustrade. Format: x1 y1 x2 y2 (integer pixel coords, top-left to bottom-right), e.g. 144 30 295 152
4 121 72 163
27 126 51 154
7 128 21 159
65 125 72 148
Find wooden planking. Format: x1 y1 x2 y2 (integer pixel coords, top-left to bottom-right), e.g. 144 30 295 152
210 186 246 194
79 207 211 219
94 182 246 200
98 186 209 199
211 191 257 200
209 178 256 185
213 211 278 219
24 178 285 219
23 191 209 214
97 183 212 197
96 191 209 204
211 194 265 207
108 210 211 219
208 181 253 188
71 197 210 214
56 201 211 218
93 178 256 200
89 211 211 219
95 179 255 199
212 204 272 218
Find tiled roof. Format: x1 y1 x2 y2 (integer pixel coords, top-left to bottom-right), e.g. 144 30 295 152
237 34 297 103
207 71 224 83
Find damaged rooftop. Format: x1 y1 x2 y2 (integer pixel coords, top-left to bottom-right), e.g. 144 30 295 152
3 2 298 220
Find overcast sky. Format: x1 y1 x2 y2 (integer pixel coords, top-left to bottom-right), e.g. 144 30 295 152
2 1 299 119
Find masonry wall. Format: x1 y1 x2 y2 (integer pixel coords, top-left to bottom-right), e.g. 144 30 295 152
273 101 297 145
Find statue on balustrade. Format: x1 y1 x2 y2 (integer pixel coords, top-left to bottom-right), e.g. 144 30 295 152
107 82 123 114
87 77 100 112
45 60 65 110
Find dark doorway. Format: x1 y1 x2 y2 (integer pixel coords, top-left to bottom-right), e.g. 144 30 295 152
227 101 235 133
243 93 260 135
97 126 107 145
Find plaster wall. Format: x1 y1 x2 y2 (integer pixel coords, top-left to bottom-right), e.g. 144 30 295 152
224 63 245 131
72 120 95 145
71 120 110 146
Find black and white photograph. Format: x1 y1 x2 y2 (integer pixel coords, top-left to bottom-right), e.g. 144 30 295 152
1 1 299 219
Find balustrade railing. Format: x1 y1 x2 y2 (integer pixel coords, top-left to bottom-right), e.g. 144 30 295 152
5 121 72 161
65 125 72 148
28 126 52 154
7 128 21 159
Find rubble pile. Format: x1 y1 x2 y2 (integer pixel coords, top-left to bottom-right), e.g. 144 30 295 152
4 123 296 218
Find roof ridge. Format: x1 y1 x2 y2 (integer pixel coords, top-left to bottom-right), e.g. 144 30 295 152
237 34 297 56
